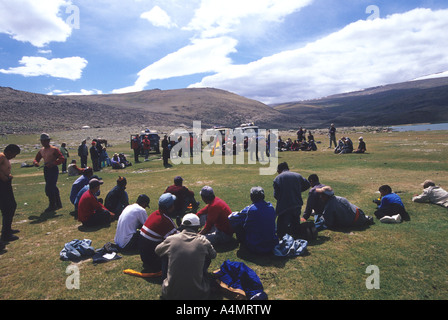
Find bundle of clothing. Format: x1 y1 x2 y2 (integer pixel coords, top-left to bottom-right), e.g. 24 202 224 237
60 239 121 263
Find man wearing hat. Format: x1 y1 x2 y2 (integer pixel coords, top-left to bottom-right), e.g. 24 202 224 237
77 178 115 227
229 187 278 254
412 180 448 208
114 194 150 252
196 186 234 246
138 193 178 274
317 186 374 230
155 213 217 300
33 133 65 212
164 176 199 226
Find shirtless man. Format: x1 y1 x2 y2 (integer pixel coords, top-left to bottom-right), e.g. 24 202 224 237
33 133 65 212
0 144 21 243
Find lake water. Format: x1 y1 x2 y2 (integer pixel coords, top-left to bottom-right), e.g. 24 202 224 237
390 123 448 132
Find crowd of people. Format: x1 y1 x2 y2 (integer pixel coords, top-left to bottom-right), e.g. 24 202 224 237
1 130 447 300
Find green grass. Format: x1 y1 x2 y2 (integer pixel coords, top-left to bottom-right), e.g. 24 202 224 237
1 130 447 300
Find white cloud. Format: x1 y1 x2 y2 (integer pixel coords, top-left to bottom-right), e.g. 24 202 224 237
140 6 178 28
113 0 312 93
113 37 237 93
189 8 448 103
48 88 103 95
0 0 73 47
0 56 88 80
184 0 313 38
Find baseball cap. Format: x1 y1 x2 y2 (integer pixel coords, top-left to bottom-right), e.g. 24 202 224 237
181 213 200 227
40 133 51 140
89 178 103 189
159 193 176 209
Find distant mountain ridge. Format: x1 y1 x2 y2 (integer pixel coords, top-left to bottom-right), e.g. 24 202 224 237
1 77 447 134
272 77 448 128
0 87 296 134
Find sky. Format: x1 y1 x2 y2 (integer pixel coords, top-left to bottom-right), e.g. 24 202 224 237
1 0 448 105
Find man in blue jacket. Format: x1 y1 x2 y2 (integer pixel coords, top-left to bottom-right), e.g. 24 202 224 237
373 185 410 222
229 187 278 254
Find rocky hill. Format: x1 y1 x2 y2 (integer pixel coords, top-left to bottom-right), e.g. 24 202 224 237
0 87 296 134
272 77 448 128
1 77 448 135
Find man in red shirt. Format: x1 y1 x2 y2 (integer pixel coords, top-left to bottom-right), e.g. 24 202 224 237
138 193 178 274
78 178 115 227
196 186 234 246
164 176 199 226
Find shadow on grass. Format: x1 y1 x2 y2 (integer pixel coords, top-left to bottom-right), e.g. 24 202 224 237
28 209 62 224
77 223 112 232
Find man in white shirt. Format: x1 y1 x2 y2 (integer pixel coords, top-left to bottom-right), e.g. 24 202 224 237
114 194 150 252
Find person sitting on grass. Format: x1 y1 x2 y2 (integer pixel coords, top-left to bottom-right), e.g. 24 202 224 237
104 176 129 217
67 160 84 176
354 137 367 153
229 187 278 255
316 186 374 230
164 176 200 226
69 167 93 206
77 178 115 228
138 193 178 275
114 194 150 252
373 185 410 223
196 186 234 246
412 180 448 208
155 213 217 300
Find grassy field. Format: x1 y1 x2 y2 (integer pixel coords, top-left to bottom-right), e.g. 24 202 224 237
0 129 447 300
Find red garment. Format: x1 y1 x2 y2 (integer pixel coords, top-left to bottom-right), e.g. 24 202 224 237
143 138 151 150
165 185 195 212
197 197 233 235
77 189 108 223
140 210 177 242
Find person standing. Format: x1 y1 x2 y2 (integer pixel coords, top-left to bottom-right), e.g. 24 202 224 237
33 133 65 212
60 143 69 173
90 141 100 172
77 140 89 168
142 135 151 161
0 144 21 242
273 162 310 238
328 123 337 148
131 134 142 163
155 213 217 300
161 135 170 167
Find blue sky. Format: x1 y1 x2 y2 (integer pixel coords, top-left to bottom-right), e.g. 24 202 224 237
1 0 448 104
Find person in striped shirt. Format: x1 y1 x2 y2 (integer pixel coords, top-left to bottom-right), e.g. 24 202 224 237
138 193 178 274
